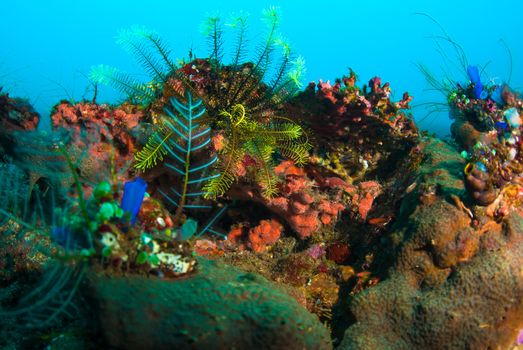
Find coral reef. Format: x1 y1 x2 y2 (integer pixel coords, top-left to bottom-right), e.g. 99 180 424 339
286 71 418 181
227 219 284 253
0 89 39 132
430 64 523 209
50 101 146 184
2 8 523 350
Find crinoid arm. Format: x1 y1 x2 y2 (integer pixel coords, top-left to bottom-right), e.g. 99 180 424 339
153 92 219 222
134 123 173 171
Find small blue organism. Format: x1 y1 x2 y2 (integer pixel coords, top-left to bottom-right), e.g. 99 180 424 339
121 177 148 225
466 65 484 99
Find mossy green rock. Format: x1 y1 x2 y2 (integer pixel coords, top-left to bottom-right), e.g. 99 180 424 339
88 258 332 350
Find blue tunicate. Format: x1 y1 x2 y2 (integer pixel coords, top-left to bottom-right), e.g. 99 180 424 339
475 162 488 173
121 177 148 225
467 65 484 99
495 121 508 130
491 85 504 104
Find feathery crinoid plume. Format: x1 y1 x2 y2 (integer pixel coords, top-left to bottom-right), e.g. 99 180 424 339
137 92 219 226
134 122 173 171
203 103 311 199
199 7 306 115
89 26 184 104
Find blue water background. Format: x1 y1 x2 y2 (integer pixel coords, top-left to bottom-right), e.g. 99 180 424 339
1 0 521 136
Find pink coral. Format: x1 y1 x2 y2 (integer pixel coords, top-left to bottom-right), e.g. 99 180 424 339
225 220 283 253
249 219 284 253
318 200 345 225
50 101 145 184
265 161 348 239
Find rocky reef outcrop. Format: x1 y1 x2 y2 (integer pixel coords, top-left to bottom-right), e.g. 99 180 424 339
88 258 332 350
340 138 523 349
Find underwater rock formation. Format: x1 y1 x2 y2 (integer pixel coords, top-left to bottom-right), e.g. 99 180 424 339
285 71 418 181
88 258 332 350
340 138 523 349
0 89 39 132
51 101 146 184
445 69 523 207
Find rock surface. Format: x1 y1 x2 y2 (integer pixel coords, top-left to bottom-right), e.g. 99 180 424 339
340 138 523 349
88 258 332 350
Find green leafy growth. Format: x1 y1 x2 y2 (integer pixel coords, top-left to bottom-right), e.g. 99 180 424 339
89 64 155 103
134 123 173 170
414 13 473 121
203 104 311 199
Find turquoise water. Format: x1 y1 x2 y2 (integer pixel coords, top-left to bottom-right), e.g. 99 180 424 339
1 0 521 135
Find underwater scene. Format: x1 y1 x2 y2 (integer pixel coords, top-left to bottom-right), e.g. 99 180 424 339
1 1 523 349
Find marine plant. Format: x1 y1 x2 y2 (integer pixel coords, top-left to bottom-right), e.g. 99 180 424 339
89 7 305 115
199 7 306 114
414 14 523 207
415 13 512 122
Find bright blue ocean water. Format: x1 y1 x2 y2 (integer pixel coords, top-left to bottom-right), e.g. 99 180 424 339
1 0 521 136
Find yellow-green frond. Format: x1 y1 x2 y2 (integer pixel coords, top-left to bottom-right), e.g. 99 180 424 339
258 122 303 140
246 138 279 198
288 56 306 88
202 141 244 199
226 12 249 29
89 64 117 85
202 125 244 198
220 104 248 126
200 13 221 36
89 64 152 101
275 36 292 58
277 139 311 165
134 128 173 170
116 26 156 49
202 171 236 199
262 6 281 28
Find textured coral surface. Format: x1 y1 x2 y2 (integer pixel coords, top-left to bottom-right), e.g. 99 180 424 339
340 139 523 349
89 258 332 350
